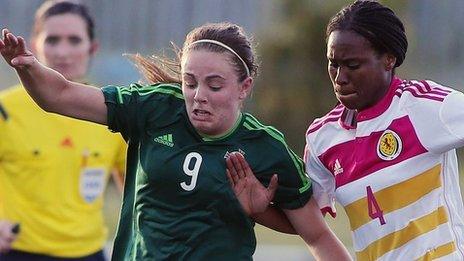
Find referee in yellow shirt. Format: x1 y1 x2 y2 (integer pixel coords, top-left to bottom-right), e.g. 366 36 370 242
0 1 126 260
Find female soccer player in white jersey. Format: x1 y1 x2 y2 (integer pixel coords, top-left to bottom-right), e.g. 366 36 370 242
228 0 464 260
0 21 351 260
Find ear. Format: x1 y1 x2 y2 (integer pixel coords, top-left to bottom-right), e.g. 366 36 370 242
239 77 253 100
384 54 396 71
89 40 99 56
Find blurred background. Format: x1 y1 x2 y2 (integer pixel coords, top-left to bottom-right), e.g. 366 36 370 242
1 0 464 260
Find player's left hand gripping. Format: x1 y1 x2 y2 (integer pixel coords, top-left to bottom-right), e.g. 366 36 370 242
226 152 278 215
0 28 36 69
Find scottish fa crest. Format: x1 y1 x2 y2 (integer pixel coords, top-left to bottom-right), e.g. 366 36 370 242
377 130 402 161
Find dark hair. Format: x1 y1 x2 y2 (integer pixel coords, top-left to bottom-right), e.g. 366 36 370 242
32 0 95 41
131 22 258 84
326 0 408 67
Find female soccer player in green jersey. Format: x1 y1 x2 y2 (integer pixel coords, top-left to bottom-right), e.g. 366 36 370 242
0 22 350 260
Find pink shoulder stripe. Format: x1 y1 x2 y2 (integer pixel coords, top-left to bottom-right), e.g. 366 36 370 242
421 80 452 94
401 88 445 102
395 80 450 102
307 109 343 134
410 82 449 97
312 104 344 125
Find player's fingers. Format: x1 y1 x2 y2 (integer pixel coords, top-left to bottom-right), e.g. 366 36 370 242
226 169 237 187
6 33 18 46
230 153 245 179
17 36 26 53
226 156 238 176
11 56 33 67
2 28 9 41
267 174 278 199
236 152 252 178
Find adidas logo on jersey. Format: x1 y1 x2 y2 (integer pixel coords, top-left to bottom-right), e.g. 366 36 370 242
333 159 344 175
154 134 174 147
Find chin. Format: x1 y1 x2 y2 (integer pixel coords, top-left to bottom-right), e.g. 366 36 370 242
337 97 359 110
193 122 214 135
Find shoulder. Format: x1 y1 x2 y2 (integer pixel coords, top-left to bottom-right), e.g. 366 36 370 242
395 79 455 104
306 103 344 137
241 113 286 145
102 82 183 105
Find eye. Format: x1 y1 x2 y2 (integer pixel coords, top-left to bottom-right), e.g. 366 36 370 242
347 63 360 70
69 36 83 45
209 85 221 91
45 36 59 45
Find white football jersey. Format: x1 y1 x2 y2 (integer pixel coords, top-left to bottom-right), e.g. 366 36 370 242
305 77 464 260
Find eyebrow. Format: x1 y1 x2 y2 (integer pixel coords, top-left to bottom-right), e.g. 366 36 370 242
184 73 226 81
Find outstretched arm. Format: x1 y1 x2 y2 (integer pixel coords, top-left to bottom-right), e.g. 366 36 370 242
226 152 296 234
0 29 107 124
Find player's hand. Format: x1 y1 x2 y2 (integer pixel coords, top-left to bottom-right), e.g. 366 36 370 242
0 28 36 69
226 152 278 216
0 220 18 253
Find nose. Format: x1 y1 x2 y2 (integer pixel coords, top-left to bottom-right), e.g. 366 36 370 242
193 86 207 103
335 66 348 85
53 42 71 58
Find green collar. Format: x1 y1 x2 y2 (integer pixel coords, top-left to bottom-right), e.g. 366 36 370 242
201 113 243 141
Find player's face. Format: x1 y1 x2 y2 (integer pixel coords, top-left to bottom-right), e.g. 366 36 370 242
182 50 251 136
327 30 394 110
32 13 96 81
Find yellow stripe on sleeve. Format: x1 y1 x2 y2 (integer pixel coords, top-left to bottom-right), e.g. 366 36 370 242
415 241 456 261
345 164 442 230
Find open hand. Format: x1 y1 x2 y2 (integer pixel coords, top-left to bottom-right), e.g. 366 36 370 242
0 28 36 69
226 152 278 216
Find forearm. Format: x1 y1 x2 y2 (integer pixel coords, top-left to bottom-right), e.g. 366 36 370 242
17 60 75 113
253 206 297 234
284 199 352 260
306 228 352 261
16 60 107 124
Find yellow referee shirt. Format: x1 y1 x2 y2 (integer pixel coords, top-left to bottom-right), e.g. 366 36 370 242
0 85 126 257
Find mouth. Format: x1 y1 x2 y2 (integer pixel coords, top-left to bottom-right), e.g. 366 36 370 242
336 88 357 97
192 109 212 120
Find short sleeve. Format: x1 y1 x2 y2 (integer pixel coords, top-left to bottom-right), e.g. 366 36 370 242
262 147 312 210
101 84 143 141
304 138 337 217
101 83 183 141
407 88 464 154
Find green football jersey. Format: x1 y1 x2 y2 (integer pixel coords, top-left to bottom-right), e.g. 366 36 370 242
102 83 312 261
